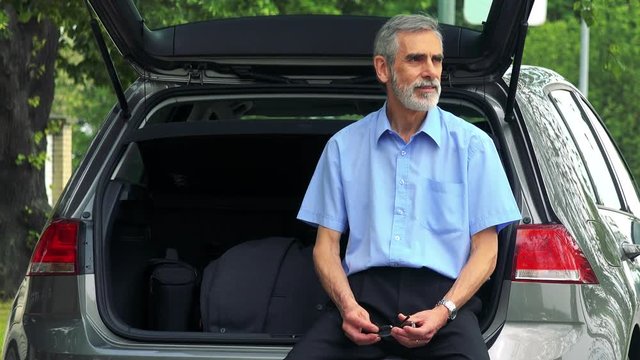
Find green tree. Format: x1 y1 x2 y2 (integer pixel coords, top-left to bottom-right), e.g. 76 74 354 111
524 1 640 183
587 2 640 183
0 1 68 299
0 0 132 299
523 18 581 84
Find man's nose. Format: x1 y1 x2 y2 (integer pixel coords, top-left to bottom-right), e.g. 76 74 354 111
421 60 438 79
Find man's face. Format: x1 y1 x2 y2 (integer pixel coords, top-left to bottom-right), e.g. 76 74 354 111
387 31 443 112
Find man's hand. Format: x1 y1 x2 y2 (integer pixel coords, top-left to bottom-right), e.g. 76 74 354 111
340 304 381 345
390 309 448 348
314 226 380 346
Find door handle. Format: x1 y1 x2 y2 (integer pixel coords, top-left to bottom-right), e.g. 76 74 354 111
621 243 640 260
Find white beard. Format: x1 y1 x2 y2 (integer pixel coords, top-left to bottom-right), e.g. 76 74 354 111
390 73 441 112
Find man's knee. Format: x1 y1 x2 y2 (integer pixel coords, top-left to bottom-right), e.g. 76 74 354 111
424 310 488 359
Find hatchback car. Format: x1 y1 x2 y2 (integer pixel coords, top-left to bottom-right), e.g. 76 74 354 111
3 0 640 359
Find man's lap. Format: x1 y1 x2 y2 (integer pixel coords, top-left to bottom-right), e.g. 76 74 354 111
285 267 489 360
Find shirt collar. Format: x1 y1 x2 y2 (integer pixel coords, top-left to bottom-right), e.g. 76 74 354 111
420 106 443 147
374 103 392 140
375 104 443 147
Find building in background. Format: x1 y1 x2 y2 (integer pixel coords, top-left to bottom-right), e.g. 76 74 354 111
45 115 72 206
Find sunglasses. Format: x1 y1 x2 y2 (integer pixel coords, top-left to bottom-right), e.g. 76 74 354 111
376 315 413 337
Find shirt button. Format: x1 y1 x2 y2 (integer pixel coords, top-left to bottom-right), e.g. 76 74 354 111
401 151 407 156
397 209 404 215
399 179 405 185
394 235 400 241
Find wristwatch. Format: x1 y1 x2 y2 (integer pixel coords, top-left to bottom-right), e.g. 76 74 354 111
437 298 458 321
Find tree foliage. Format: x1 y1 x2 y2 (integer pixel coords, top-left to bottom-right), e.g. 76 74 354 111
136 0 436 29
0 0 65 298
0 0 134 298
524 0 640 183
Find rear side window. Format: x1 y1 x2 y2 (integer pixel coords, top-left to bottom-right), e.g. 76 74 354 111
577 97 640 217
550 90 621 210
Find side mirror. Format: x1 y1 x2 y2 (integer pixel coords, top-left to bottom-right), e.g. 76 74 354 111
623 221 640 260
632 220 640 246
622 243 640 261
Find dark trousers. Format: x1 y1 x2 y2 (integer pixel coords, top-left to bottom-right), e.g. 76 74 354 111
285 267 489 360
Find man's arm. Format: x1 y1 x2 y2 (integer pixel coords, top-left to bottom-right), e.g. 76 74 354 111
391 226 498 346
313 225 380 345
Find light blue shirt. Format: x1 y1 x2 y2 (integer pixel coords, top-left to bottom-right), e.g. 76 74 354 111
297 105 521 278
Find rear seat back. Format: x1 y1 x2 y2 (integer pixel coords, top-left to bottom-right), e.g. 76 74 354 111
200 237 328 336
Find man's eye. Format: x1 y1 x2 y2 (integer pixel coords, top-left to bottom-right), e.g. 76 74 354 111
433 56 444 63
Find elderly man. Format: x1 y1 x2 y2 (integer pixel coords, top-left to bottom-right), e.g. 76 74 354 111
286 14 520 360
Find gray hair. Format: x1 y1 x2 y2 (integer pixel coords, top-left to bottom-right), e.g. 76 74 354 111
374 14 443 65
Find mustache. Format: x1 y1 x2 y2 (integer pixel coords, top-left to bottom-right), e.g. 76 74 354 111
413 79 440 88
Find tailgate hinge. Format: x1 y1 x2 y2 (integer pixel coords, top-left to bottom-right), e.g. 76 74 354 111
186 64 206 86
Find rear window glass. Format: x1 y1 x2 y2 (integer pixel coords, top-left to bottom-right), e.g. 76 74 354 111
141 96 488 126
551 90 621 209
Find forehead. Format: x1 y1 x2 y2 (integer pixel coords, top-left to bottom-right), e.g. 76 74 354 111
395 30 443 55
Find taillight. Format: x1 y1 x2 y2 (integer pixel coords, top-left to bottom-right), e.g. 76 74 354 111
513 224 598 284
27 219 80 276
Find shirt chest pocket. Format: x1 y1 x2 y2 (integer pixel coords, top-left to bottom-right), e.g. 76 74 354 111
416 178 464 234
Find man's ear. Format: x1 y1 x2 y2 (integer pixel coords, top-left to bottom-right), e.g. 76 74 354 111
374 55 390 84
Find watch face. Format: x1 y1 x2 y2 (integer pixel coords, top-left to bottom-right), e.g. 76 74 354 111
448 307 457 320
440 299 457 320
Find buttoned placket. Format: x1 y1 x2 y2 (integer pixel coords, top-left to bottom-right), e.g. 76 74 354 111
389 140 411 267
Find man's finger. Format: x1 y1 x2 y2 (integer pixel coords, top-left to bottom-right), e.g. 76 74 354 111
344 321 380 345
358 320 379 334
346 328 379 345
347 311 378 334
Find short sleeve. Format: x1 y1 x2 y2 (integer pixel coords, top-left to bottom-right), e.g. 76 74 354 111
467 134 521 235
297 138 348 233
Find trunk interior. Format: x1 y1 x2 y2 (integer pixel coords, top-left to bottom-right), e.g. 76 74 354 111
99 92 511 342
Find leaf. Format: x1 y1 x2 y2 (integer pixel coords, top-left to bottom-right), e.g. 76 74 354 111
0 9 10 39
27 96 40 108
17 8 33 23
33 131 44 145
15 154 27 166
31 35 47 56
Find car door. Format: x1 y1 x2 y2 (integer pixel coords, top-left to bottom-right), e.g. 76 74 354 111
549 87 639 353
575 93 640 312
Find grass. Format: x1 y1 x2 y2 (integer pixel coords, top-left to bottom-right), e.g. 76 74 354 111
0 299 11 343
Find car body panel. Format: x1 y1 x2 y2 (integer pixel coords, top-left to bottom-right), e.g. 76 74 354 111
4 277 630 359
513 66 640 359
489 321 607 360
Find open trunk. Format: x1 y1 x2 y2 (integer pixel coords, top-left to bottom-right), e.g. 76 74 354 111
99 89 513 344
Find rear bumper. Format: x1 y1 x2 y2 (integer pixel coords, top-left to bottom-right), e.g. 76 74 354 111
4 317 618 360
2 275 622 360
489 322 615 360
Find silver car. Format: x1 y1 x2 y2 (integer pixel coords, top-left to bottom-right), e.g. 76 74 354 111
3 0 640 359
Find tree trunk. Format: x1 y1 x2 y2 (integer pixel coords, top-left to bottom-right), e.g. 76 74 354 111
0 5 59 299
